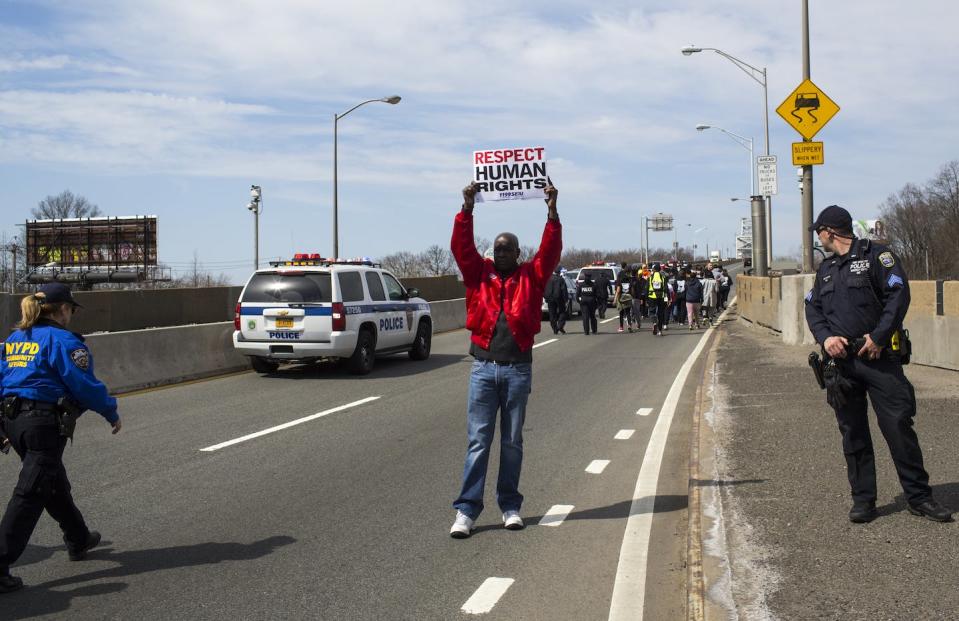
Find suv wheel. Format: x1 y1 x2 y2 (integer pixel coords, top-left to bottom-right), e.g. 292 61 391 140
251 356 279 374
348 329 375 375
409 320 432 360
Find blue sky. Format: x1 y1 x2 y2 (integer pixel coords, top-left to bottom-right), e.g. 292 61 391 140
2 0 956 282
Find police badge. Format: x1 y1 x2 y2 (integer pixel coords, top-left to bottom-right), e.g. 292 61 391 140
70 348 90 371
879 251 895 268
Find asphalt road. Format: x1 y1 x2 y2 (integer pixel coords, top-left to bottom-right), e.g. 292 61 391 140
0 311 717 620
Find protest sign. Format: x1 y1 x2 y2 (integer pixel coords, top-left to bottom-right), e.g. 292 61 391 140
472 147 548 202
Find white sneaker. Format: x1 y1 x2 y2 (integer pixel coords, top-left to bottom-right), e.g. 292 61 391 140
502 510 524 530
450 511 475 539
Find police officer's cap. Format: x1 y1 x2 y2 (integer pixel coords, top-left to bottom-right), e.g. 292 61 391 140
37 282 83 308
809 205 852 232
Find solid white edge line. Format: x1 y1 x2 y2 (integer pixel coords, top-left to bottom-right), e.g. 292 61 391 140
614 429 636 440
532 338 559 349
200 396 382 452
586 459 611 474
461 577 515 615
607 299 735 621
636 408 654 417
539 504 575 527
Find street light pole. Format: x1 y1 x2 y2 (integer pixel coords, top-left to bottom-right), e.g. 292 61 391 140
696 125 754 195
683 45 773 268
332 95 401 259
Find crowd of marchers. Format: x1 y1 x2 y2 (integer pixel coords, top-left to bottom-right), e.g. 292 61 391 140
543 260 732 337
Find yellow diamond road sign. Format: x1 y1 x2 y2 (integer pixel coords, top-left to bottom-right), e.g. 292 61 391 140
776 79 840 141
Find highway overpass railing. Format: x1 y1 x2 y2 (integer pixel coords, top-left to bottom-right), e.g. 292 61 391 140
736 275 959 371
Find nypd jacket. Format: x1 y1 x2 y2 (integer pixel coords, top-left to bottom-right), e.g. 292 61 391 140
451 211 562 352
1 320 119 423
804 238 909 347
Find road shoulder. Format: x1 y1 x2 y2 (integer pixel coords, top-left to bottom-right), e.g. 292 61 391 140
697 308 959 619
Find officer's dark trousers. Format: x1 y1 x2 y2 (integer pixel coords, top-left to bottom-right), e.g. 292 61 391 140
580 301 597 334
650 299 667 332
547 300 567 334
0 412 89 573
596 298 607 319
831 356 932 506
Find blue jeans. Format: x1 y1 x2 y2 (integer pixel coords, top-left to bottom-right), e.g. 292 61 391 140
453 360 532 520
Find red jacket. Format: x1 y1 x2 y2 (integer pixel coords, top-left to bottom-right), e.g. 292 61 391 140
451 211 562 352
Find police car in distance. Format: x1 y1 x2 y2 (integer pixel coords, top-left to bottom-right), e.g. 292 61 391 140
576 262 622 306
233 255 432 375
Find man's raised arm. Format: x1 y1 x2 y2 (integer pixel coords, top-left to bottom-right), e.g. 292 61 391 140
451 182 484 287
530 182 562 287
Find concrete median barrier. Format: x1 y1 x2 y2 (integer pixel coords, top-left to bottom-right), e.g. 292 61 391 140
86 322 249 394
86 299 467 394
429 298 466 334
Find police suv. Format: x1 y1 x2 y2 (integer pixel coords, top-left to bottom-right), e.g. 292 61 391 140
233 255 432 375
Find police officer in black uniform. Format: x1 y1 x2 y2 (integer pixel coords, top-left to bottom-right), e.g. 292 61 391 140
544 268 569 335
576 273 598 335
0 283 121 593
804 205 951 524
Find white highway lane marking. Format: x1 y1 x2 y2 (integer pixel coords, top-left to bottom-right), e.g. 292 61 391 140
614 429 636 440
600 316 618 324
586 460 611 474
532 338 558 349
200 396 382 452
461 577 515 615
636 408 654 417
607 301 735 621
539 504 575 527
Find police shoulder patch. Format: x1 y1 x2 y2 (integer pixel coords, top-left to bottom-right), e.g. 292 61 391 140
70 348 90 371
879 251 895 268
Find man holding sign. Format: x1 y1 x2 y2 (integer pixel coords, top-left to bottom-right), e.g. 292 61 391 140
448 178 561 538
472 146 548 203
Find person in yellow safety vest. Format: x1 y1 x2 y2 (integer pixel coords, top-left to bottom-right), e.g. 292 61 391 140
647 263 668 336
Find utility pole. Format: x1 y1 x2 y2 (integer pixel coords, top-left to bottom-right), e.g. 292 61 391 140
800 0 815 273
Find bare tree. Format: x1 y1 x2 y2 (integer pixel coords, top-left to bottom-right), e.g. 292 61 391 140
380 251 424 277
32 190 103 219
420 244 456 276
880 161 959 280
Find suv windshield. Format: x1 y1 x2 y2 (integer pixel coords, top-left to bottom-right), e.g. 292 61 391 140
579 268 614 281
242 272 333 303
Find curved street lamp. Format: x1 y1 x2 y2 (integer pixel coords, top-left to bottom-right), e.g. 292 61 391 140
696 125 755 195
683 45 772 268
333 95 402 258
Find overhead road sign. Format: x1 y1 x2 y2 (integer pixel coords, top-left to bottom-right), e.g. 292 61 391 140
757 155 778 195
776 79 839 141
792 142 824 166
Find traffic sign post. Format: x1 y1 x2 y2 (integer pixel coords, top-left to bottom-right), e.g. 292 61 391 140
776 79 840 141
757 155 778 195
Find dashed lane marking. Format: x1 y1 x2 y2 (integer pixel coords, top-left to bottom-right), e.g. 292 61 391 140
461 577 515 615
586 460 611 474
532 338 558 349
636 408 654 417
607 304 732 620
539 504 575 527
200 396 381 452
614 429 636 440
600 316 618 324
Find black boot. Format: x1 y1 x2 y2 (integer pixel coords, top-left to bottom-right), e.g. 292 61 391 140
0 573 23 594
848 502 878 523
65 531 101 561
908 500 953 523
